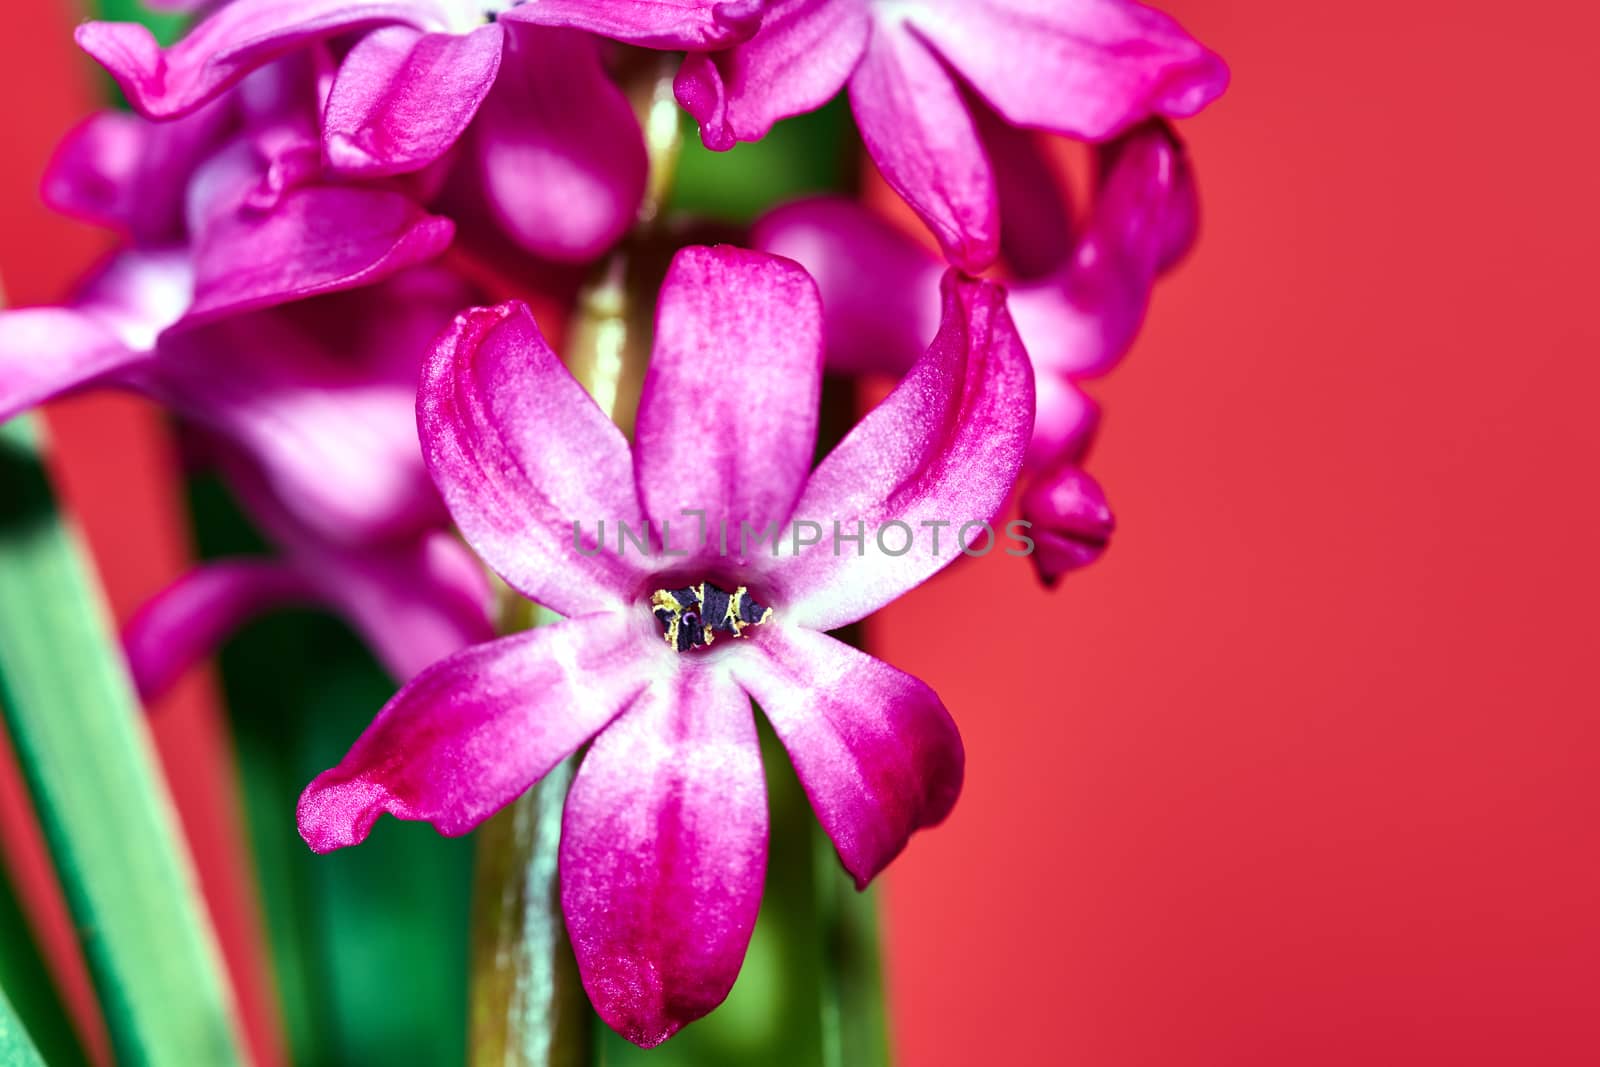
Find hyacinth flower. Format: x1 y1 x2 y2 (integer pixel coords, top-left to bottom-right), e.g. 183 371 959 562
0 256 473 546
4 46 470 544
76 0 769 259
756 120 1196 584
46 51 456 282
296 245 1034 1044
124 453 494 703
678 0 1224 270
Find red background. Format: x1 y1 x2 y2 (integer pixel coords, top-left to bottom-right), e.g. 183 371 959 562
5 3 1600 1066
881 2 1600 1064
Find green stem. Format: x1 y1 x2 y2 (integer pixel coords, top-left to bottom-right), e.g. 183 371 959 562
0 417 245 1067
814 825 890 1067
469 747 591 1067
467 53 684 1067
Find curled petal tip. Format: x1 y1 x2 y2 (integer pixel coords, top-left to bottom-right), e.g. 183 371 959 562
1155 50 1231 118
712 0 767 36
76 22 173 119
296 774 391 854
674 54 735 151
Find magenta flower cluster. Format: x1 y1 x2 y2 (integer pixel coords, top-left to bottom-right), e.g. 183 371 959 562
0 0 1225 1047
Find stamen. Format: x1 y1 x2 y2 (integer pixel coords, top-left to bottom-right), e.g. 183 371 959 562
651 582 772 652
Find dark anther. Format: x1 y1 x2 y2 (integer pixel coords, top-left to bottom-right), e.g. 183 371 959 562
650 582 772 652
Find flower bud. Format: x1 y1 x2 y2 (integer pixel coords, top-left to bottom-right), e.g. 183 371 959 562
1020 461 1116 587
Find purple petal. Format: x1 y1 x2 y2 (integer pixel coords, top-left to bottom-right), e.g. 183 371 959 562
850 22 997 271
123 561 320 703
675 0 869 151
1028 375 1099 469
0 309 150 421
905 0 1229 140
634 246 823 552
1019 460 1115 587
300 530 497 683
419 300 649 614
42 100 233 243
471 24 646 262
73 250 197 351
190 449 493 686
122 532 492 704
775 272 1034 632
77 0 433 119
188 184 453 322
973 104 1075 280
560 665 765 1048
157 270 462 545
728 624 962 887
0 251 190 420
180 129 455 322
298 611 651 852
752 196 941 376
324 24 504 178
1009 122 1198 382
1098 120 1201 277
498 0 766 48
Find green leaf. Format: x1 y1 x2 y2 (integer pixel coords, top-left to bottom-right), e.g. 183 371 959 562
0 857 91 1067
184 475 474 1067
88 0 188 45
0 416 245 1067
0 985 47 1067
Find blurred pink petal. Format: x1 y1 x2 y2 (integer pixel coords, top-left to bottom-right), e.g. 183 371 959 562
0 251 189 421
907 0 1228 139
849 21 997 270
77 0 432 118
683 0 1223 268
123 561 321 702
1014 122 1199 381
42 99 234 243
752 196 940 375
471 24 646 261
498 0 767 48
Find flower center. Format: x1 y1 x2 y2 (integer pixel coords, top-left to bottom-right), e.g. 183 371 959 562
651 582 772 653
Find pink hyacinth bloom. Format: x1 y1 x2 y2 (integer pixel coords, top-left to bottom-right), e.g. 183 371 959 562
124 456 494 703
5 55 470 545
679 0 1225 270
76 0 765 260
0 257 469 546
756 121 1197 583
44 58 455 321
297 245 1033 1045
